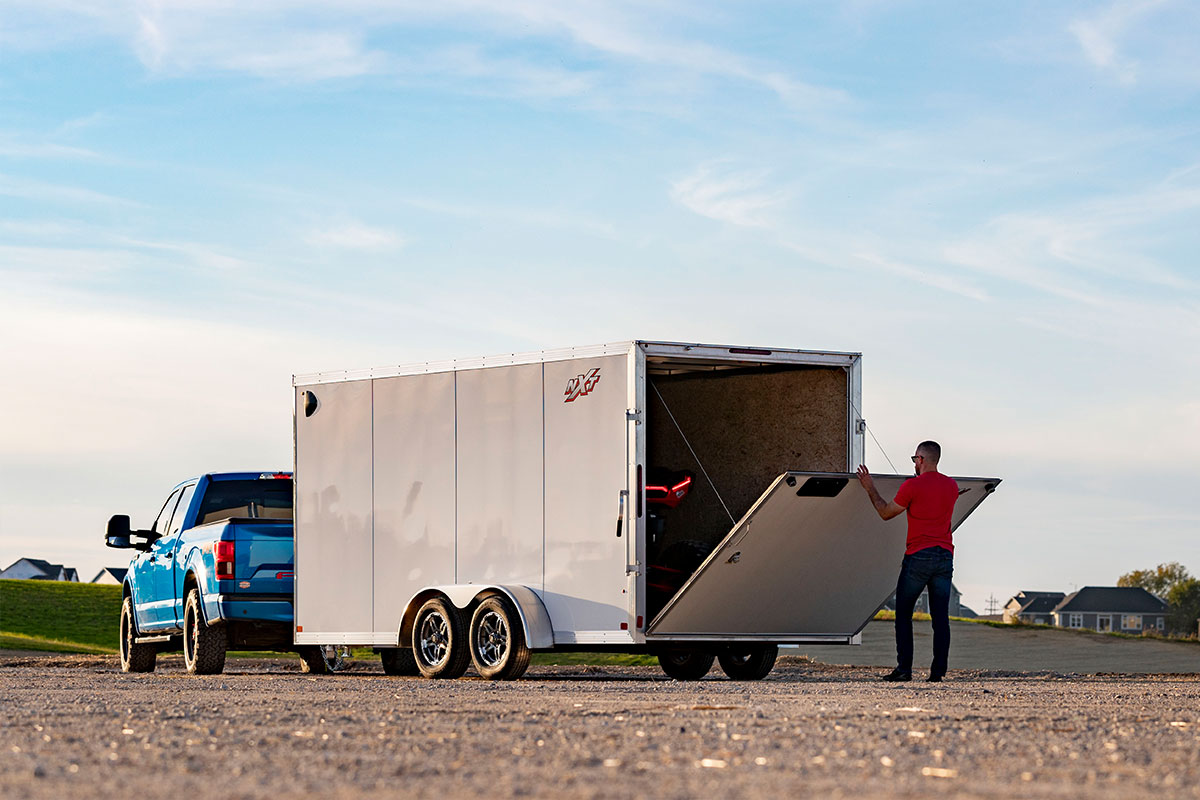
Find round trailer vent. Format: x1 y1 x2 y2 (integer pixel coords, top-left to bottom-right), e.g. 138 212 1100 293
303 391 319 417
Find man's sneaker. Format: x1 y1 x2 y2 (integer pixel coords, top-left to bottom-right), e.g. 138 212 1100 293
927 673 944 683
882 668 912 682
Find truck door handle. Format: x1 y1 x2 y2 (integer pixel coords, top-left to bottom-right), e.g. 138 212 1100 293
616 490 627 538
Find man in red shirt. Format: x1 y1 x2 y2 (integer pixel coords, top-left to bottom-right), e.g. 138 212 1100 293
857 440 959 683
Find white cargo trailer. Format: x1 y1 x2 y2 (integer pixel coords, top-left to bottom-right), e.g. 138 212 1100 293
292 341 998 680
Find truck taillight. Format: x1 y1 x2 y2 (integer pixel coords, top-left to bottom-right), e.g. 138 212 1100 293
215 541 235 580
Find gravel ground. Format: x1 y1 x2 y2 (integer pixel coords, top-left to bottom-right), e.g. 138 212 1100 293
3 652 1198 799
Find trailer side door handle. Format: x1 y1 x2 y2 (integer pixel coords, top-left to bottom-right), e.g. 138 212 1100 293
616 490 627 538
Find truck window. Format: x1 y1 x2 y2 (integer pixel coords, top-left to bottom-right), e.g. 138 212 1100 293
196 479 293 525
167 484 197 536
152 489 183 533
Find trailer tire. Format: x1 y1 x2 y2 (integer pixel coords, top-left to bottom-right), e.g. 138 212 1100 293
412 598 470 679
380 648 419 676
183 588 226 675
468 596 531 681
119 596 157 673
298 646 350 674
657 648 714 681
718 645 778 680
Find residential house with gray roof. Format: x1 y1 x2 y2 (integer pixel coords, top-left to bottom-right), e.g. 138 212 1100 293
0 558 79 582
1003 590 1066 624
1052 587 1167 633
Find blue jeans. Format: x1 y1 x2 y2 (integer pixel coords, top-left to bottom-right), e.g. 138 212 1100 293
894 546 953 675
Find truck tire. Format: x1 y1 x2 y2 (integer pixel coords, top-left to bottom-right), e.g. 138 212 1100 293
183 587 227 675
718 645 778 680
657 648 714 680
412 597 470 679
379 648 419 676
298 646 350 674
119 596 157 673
468 595 531 681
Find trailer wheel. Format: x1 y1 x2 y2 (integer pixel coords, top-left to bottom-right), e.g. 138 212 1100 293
298 646 351 674
657 648 714 680
119 596 157 673
718 645 778 680
412 598 470 679
468 596 531 681
183 588 226 675
380 648 419 676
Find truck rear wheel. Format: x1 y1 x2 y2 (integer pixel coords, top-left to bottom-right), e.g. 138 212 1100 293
183 588 227 675
119 596 157 673
657 648 714 680
468 596 530 680
718 645 778 680
380 647 419 676
412 598 470 679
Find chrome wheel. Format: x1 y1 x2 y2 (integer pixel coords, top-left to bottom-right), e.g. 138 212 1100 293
418 610 451 668
473 609 508 669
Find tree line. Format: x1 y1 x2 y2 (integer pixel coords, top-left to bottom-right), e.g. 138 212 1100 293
1117 562 1200 637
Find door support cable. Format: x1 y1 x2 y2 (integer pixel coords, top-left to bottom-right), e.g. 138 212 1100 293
650 382 735 526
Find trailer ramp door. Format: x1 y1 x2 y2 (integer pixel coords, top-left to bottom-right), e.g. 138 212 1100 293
646 472 999 640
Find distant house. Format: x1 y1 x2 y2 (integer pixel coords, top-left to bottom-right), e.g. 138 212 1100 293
90 567 128 585
881 582 965 617
1051 587 1167 633
0 558 79 582
1003 590 1066 625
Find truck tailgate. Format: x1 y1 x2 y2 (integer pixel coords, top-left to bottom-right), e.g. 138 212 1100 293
646 472 999 640
231 521 294 593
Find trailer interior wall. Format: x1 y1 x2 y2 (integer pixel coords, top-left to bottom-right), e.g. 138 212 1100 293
646 365 849 552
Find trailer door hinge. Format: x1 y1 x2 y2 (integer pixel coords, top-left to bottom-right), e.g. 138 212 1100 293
856 418 867 434
626 560 641 576
626 408 643 424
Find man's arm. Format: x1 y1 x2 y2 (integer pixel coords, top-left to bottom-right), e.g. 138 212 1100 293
856 465 905 521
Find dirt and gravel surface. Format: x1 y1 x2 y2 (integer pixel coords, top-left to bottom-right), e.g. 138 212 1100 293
3 651 1198 800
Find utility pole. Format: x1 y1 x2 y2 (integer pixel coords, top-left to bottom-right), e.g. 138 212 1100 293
985 594 999 616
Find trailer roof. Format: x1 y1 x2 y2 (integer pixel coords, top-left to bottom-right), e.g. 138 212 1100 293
293 340 861 386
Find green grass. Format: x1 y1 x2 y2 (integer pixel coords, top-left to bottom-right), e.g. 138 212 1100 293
0 631 116 654
1 579 123 650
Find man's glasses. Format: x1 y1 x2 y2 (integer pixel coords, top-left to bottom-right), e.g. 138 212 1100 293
911 455 923 463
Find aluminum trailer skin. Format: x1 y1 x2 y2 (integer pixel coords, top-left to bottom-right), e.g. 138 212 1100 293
292 341 999 680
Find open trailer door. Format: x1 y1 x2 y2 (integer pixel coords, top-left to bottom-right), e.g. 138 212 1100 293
646 471 999 641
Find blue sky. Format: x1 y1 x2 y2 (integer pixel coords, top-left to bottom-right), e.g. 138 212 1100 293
1 1 1197 610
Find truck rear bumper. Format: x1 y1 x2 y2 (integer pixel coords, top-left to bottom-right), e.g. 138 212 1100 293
215 595 294 625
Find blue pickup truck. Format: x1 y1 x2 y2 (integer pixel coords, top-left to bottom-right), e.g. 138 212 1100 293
105 471 337 675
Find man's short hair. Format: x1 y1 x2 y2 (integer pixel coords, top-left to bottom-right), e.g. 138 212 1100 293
917 440 941 464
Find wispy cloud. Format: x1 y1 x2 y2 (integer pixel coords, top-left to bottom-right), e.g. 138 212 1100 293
0 1 844 109
304 222 405 251
670 163 788 228
1068 0 1170 85
0 172 139 207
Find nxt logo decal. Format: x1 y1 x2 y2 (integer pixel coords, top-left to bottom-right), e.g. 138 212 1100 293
564 368 601 402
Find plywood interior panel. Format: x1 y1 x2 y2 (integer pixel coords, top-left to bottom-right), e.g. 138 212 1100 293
647 366 847 551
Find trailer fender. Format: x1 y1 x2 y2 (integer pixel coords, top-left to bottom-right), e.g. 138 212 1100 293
402 585 554 650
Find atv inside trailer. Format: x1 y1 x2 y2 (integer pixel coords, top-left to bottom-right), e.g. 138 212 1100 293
643 357 853 620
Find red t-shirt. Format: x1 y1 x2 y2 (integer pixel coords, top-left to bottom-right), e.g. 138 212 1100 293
893 471 960 555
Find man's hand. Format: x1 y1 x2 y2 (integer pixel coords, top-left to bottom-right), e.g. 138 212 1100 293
856 464 906 521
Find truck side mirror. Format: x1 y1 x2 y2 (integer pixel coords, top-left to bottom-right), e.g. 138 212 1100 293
105 514 133 549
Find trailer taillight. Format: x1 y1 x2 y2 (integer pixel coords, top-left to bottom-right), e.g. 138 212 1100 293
215 540 235 580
